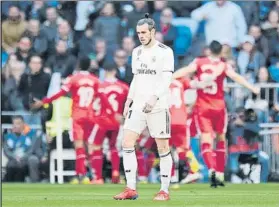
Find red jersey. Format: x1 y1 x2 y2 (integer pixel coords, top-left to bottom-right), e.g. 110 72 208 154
94 78 129 129
169 78 191 126
43 71 112 119
194 57 227 110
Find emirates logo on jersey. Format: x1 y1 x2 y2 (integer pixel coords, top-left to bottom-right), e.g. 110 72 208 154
137 69 157 75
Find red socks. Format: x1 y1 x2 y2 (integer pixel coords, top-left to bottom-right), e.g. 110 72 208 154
91 150 103 180
75 148 86 176
110 148 120 175
216 141 226 173
201 143 216 170
136 150 146 177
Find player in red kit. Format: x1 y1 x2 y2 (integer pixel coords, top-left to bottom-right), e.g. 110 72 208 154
88 64 129 184
169 78 191 184
173 41 260 187
32 57 114 184
169 78 203 186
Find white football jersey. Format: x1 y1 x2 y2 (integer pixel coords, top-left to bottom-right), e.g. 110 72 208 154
131 41 174 110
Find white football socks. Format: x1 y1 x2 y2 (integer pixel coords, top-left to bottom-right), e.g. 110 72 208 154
123 147 137 190
159 151 173 194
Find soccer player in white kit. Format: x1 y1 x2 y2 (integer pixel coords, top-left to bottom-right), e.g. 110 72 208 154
113 13 174 201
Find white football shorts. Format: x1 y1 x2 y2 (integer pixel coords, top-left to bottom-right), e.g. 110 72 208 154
123 108 171 138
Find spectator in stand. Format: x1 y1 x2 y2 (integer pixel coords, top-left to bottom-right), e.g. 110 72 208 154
3 116 42 182
237 2 260 27
25 0 47 23
2 5 27 54
152 1 168 26
74 1 95 42
191 0 247 49
261 10 279 51
121 36 135 66
18 55 50 125
237 35 266 82
274 1 279 14
57 1 77 28
15 36 35 65
88 54 101 78
2 54 20 81
76 24 96 59
168 1 199 17
1 2 31 21
42 7 64 42
268 26 279 65
228 108 269 183
22 19 49 57
95 38 114 69
246 67 274 123
45 40 77 77
259 1 275 21
156 7 177 48
126 0 148 40
54 20 75 53
3 57 25 111
155 31 164 42
94 2 122 53
114 49 132 85
249 24 269 59
220 40 237 69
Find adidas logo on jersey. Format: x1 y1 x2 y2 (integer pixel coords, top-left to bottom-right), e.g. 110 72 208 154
137 69 157 75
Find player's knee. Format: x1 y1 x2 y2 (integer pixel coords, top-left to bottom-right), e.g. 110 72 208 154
155 138 170 154
216 133 226 141
88 144 102 154
122 138 135 148
92 145 102 151
74 140 84 149
201 133 212 143
122 130 138 148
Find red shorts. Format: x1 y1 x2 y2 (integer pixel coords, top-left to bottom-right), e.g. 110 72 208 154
87 124 119 148
169 125 189 149
195 107 227 134
70 117 95 142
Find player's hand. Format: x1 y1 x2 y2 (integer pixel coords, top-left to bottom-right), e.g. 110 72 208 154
252 86 260 95
143 95 158 113
31 98 44 109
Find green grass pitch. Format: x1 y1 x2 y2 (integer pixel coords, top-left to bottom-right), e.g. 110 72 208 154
2 183 279 207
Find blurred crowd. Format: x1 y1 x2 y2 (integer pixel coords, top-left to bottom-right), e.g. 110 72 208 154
1 0 279 120
1 1 279 183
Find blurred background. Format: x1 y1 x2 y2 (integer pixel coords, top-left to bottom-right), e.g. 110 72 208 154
1 0 279 184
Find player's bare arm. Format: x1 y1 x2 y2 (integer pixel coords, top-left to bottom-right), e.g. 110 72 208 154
31 89 67 109
173 61 197 79
225 65 260 95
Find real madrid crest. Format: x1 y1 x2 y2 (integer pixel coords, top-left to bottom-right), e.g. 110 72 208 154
152 56 156 62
